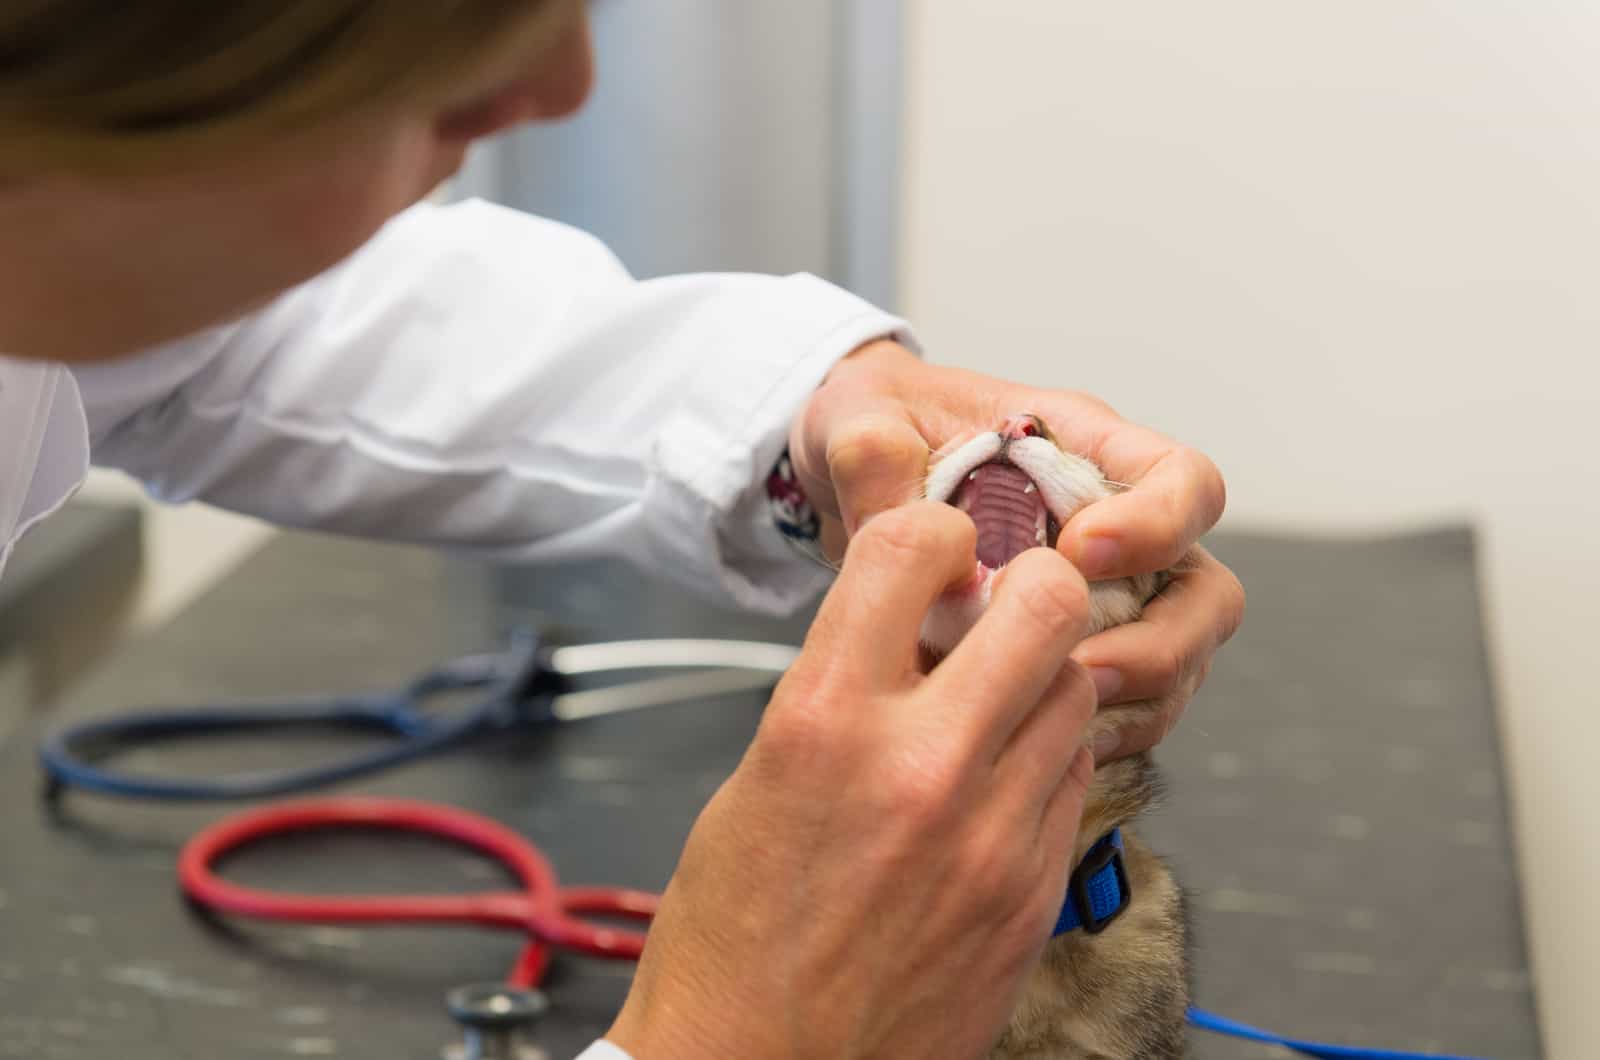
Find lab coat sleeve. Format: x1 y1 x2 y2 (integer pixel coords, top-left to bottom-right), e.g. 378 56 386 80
71 199 915 615
572 1042 632 1060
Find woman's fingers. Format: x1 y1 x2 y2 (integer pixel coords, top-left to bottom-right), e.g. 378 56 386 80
1057 442 1226 581
929 548 1091 755
1072 547 1243 702
788 339 929 533
1034 744 1098 868
992 660 1099 816
1089 702 1181 763
1069 546 1245 761
825 411 932 536
1022 393 1223 581
801 501 977 689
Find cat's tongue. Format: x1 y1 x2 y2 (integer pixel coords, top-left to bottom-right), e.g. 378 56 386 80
951 462 1048 569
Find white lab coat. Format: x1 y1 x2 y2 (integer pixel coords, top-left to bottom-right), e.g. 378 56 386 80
2 198 915 1060
0 357 89 576
0 198 912 618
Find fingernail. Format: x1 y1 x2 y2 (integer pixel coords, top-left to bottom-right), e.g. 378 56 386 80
1087 666 1123 703
1076 536 1120 579
1090 730 1121 764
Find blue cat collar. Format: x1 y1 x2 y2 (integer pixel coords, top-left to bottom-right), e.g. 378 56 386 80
1052 828 1130 936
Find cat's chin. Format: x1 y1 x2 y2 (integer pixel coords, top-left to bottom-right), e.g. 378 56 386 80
919 561 1001 656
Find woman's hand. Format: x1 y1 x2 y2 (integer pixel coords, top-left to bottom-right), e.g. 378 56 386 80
789 340 1245 761
608 502 1100 1060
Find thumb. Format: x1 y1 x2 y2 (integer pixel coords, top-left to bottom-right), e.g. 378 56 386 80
789 340 932 535
815 408 930 536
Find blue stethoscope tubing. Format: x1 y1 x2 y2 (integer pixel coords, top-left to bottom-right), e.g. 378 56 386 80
38 631 800 802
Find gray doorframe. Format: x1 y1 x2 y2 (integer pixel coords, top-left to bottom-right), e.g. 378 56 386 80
451 1 905 312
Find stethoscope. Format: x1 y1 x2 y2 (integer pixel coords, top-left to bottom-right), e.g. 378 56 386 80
38 629 798 801
179 796 653 1060
176 797 1490 1060
39 634 1489 1060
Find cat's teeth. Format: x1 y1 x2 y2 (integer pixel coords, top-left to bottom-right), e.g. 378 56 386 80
1036 528 1046 545
1023 482 1036 494
968 471 979 481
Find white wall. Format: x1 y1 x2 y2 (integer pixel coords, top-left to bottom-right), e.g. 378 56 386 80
901 2 1599 1054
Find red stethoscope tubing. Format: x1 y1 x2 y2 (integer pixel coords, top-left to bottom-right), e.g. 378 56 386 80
177 797 659 989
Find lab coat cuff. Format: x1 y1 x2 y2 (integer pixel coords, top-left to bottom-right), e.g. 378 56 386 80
647 273 918 616
572 1040 634 1060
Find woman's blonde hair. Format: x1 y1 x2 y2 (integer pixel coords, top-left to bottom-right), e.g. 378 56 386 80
0 0 574 175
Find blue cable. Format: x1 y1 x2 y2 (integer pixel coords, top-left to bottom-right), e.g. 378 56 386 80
39 697 492 800
38 632 561 801
1188 1005 1492 1060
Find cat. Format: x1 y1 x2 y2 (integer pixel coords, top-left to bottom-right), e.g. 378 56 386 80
920 413 1190 1060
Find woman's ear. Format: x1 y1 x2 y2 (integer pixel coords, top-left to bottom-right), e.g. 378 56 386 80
436 7 594 141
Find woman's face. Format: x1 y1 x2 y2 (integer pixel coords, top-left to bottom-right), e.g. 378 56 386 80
0 8 594 363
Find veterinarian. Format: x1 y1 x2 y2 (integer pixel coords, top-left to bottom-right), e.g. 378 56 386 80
0 4 1244 1058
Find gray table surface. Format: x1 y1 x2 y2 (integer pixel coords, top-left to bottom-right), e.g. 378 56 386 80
0 527 1540 1059
0 502 141 647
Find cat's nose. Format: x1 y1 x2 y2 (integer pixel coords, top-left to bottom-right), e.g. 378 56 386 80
1000 413 1046 443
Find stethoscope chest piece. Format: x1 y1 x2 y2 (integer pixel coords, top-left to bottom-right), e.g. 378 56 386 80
443 983 551 1060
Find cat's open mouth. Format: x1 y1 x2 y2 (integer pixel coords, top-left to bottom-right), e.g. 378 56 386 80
918 416 1117 650
924 424 1092 574
946 458 1060 570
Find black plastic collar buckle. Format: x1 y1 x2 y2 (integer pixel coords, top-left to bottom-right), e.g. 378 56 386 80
1068 833 1132 935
